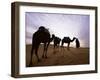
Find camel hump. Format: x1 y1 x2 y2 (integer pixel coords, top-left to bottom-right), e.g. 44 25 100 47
55 37 61 41
64 37 70 40
38 26 49 33
39 26 45 30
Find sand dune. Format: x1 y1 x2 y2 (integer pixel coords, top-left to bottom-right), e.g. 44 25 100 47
26 44 89 67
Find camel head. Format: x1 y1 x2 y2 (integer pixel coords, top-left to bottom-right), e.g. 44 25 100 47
50 34 55 42
59 38 61 41
70 37 76 42
73 37 76 40
52 34 55 38
52 34 55 40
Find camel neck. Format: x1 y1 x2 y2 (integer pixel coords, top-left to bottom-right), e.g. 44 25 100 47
71 38 75 42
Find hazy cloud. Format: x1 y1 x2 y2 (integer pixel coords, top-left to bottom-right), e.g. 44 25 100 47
25 12 89 47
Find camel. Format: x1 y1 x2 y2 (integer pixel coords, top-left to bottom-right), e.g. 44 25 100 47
29 26 55 66
53 36 61 49
61 37 76 50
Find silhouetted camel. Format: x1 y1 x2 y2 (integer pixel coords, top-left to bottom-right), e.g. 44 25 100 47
29 26 55 66
53 36 61 49
75 38 80 48
61 37 76 50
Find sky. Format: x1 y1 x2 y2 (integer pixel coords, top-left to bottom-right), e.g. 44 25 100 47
25 12 90 47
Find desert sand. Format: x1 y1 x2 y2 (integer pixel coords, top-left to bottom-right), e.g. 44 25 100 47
26 44 89 67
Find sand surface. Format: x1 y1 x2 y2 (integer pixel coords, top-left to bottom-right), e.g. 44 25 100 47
26 44 89 67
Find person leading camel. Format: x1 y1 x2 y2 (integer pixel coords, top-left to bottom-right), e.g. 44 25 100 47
75 38 80 48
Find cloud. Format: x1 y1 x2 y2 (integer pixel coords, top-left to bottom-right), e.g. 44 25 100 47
25 12 89 47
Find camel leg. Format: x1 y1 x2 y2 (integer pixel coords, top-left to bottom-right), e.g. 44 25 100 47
61 42 65 56
42 43 46 58
61 41 64 52
29 45 34 67
54 41 57 49
53 43 57 54
57 44 60 51
35 45 40 62
45 42 50 58
67 42 70 50
61 41 64 48
54 44 56 49
54 43 56 49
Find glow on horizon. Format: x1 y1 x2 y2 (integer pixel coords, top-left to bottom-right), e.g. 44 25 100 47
25 12 90 47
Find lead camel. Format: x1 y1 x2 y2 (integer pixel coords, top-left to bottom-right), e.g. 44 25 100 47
29 26 55 66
